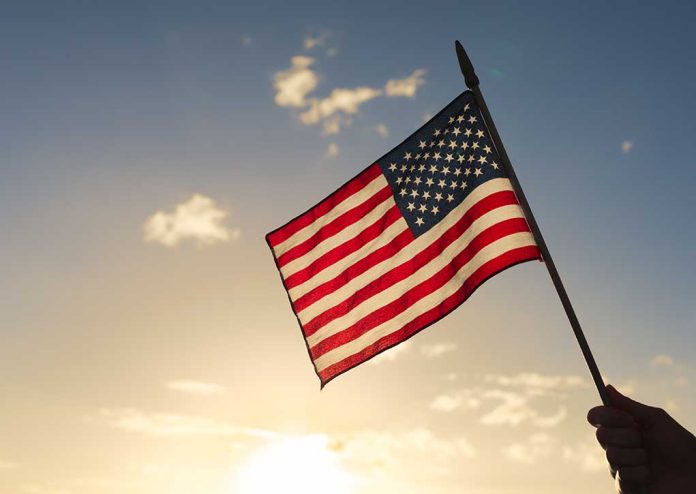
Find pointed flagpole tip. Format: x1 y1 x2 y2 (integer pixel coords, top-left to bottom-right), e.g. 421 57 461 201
454 40 479 89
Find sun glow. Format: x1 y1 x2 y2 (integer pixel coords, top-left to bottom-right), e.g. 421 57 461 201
233 435 357 494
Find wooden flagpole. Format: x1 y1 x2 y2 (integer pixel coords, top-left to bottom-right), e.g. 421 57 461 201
453 40 611 405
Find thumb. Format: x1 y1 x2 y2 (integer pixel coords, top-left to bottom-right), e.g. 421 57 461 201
606 385 661 426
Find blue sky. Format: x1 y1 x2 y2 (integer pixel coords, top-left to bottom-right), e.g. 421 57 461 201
0 2 694 493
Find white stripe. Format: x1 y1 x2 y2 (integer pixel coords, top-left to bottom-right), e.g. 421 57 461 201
287 219 409 300
272 174 390 257
279 194 395 279
296 178 516 321
313 231 536 372
304 204 526 345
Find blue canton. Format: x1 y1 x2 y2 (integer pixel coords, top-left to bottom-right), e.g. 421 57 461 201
378 91 507 237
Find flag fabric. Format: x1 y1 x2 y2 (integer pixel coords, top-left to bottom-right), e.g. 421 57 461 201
266 91 541 386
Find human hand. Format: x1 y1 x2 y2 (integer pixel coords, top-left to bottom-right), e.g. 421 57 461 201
587 385 696 494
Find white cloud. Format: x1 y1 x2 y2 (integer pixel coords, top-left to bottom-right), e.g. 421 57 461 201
621 140 634 153
304 34 328 50
143 194 238 247
562 440 606 472
420 343 457 358
484 373 588 390
651 354 675 367
502 433 555 464
300 87 383 126
368 341 411 365
241 35 252 46
325 143 340 159
376 123 389 138
273 56 318 108
430 392 481 413
384 69 427 98
96 409 275 439
165 380 226 395
480 389 568 428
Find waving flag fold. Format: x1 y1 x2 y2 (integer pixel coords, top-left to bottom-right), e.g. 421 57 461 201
267 91 541 386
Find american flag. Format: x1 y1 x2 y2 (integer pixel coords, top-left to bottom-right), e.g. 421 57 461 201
267 91 541 386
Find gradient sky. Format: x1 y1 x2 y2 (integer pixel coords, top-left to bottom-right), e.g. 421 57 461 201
1 1 694 493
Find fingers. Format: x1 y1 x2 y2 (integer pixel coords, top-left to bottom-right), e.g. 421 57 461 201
615 466 650 493
606 447 648 466
587 406 637 428
596 427 643 449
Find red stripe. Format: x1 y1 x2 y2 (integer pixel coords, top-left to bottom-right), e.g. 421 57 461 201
302 191 520 337
267 164 382 247
292 228 414 310
285 205 403 290
276 185 392 268
308 218 532 358
318 245 541 383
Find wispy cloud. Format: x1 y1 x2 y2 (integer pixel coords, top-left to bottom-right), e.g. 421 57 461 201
304 33 329 50
384 69 427 98
273 56 318 108
241 35 252 46
502 433 555 464
480 390 567 428
651 354 675 367
420 343 457 358
165 380 226 395
621 140 634 153
376 123 389 138
143 194 239 247
484 373 588 390
95 409 275 439
325 142 340 159
562 439 607 472
273 52 425 135
368 341 412 365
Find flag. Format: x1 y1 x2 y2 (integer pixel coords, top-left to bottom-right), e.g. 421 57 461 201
267 91 541 386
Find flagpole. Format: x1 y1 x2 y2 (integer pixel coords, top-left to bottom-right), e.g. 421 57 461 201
453 41 611 407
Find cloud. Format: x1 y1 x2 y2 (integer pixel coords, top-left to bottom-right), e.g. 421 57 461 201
376 123 389 138
430 391 481 413
368 341 411 365
384 69 427 98
484 373 588 390
96 409 275 439
273 56 318 108
325 143 340 159
502 433 555 464
479 390 568 427
273 53 426 135
304 34 328 50
143 194 238 247
420 343 457 358
651 354 675 367
241 35 252 46
562 440 606 472
165 380 226 395
621 140 634 153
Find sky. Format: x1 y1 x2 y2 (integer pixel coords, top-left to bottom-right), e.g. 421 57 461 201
0 1 694 493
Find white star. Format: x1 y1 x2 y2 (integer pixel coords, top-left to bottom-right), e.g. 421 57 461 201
437 139 445 148
452 127 461 136
425 177 434 186
467 154 475 163
474 168 483 176
464 128 472 137
457 155 465 164
468 115 477 124
414 176 422 185
476 129 485 139
415 217 424 226
471 141 479 150
407 202 415 211
434 192 443 201
410 189 419 198
445 154 454 163
464 103 470 111
446 194 455 203
423 152 430 159
460 181 467 189
449 180 458 189
464 168 472 176
388 163 397 171
429 164 438 173
396 177 403 185
399 188 407 197
418 164 426 172
448 140 457 150
404 152 412 160
491 161 500 170
400 164 408 172
478 155 487 165
414 153 421 160
448 116 455 124
431 205 440 214
418 204 427 213
422 190 431 199
456 114 465 123
483 145 491 154
418 140 427 149
433 152 442 161
442 166 451 175
453 168 462 176
438 179 446 188
460 141 469 150
434 129 441 136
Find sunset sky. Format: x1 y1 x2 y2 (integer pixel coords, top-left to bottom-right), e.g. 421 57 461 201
1 1 694 493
